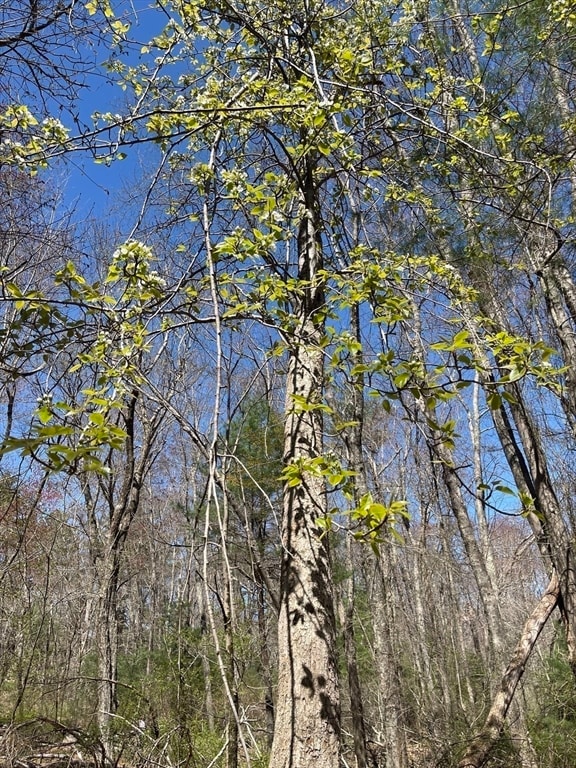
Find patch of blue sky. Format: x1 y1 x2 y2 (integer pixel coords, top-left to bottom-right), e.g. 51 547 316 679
57 2 168 223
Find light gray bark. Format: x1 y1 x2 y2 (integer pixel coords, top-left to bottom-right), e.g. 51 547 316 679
373 551 409 768
269 163 340 768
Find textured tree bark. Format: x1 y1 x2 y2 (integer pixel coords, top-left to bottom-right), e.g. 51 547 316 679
96 554 120 761
270 339 341 768
373 552 409 768
545 49 576 432
269 165 340 768
458 573 559 768
338 303 370 768
336 555 368 768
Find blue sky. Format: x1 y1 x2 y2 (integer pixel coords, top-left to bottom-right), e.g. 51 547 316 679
57 1 166 223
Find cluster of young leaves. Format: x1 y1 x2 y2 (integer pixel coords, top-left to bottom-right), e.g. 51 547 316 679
0 105 69 173
350 494 409 552
1 242 165 473
279 453 399 543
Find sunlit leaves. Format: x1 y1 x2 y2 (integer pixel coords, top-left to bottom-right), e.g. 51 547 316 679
0 106 69 172
431 330 474 354
548 0 576 27
289 394 333 414
350 494 409 552
1 241 164 473
486 332 565 389
281 455 356 491
430 325 565 394
2 0 569 539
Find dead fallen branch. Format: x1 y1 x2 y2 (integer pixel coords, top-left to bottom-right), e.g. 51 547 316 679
459 571 560 768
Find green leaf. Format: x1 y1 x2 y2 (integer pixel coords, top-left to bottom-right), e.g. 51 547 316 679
88 411 106 426
37 406 53 424
290 394 333 413
38 425 75 438
487 391 502 410
495 484 516 495
394 372 410 388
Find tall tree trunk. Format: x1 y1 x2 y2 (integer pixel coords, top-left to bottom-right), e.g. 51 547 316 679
404 516 436 725
255 564 275 747
96 552 121 761
373 551 409 768
222 522 239 768
196 581 216 732
337 302 371 768
269 162 340 768
503 391 576 671
336 540 368 768
462 297 576 672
